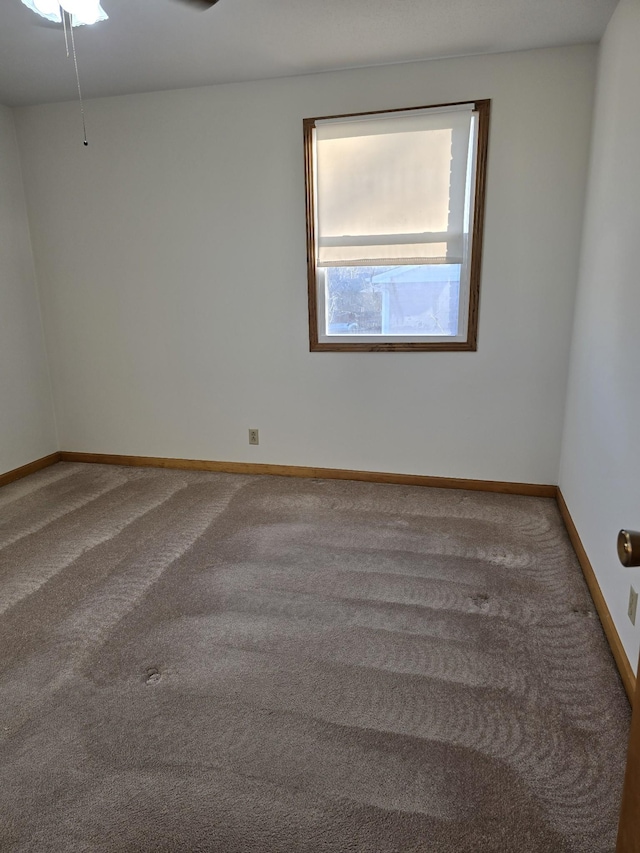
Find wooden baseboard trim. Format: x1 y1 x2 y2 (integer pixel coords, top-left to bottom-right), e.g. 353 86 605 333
0 452 62 489
58 451 557 498
557 488 636 705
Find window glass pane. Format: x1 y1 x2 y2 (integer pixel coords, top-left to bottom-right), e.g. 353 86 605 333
325 265 461 337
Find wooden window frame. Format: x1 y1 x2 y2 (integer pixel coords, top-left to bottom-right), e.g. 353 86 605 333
304 99 491 352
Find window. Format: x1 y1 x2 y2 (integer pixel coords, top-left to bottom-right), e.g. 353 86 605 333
303 100 490 352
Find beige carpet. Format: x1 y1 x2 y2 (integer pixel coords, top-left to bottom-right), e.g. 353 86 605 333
0 462 630 852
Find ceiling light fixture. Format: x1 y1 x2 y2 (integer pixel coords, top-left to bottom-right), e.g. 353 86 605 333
20 0 108 27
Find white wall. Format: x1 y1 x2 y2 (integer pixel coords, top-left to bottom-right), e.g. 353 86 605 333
560 0 640 671
14 45 595 484
0 105 57 476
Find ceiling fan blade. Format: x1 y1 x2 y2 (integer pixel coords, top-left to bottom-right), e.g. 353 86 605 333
175 0 221 8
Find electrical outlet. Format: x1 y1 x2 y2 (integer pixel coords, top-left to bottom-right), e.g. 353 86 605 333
248 429 259 446
628 586 638 626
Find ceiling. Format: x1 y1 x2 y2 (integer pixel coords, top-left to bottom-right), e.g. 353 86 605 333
0 0 617 107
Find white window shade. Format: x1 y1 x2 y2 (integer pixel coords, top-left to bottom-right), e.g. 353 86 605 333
314 106 475 267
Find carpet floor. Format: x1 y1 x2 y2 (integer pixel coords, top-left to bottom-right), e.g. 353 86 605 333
0 462 631 852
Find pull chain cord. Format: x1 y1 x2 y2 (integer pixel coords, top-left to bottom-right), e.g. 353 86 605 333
61 6 88 146
61 5 69 57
